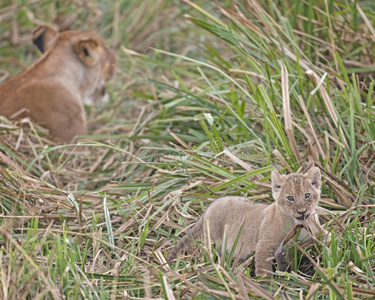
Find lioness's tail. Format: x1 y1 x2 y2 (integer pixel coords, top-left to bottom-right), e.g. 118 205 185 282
167 216 204 261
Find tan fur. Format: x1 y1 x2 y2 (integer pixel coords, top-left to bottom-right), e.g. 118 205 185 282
168 167 327 276
0 25 116 143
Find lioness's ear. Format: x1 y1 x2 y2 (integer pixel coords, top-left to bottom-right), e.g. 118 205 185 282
271 170 286 195
75 39 100 66
32 25 59 53
306 167 321 190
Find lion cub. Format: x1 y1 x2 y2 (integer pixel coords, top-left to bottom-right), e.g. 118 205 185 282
168 167 326 276
0 26 116 143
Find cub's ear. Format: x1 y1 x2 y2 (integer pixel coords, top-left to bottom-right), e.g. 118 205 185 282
75 39 100 66
306 167 322 190
271 170 286 195
31 25 59 53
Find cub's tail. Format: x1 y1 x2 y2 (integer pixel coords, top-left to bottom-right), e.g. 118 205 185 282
167 216 204 261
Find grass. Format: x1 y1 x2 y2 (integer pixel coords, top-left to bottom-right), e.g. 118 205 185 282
1 0 375 298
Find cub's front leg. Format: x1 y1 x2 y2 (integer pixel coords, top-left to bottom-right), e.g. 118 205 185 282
274 242 288 272
273 224 304 272
255 241 279 277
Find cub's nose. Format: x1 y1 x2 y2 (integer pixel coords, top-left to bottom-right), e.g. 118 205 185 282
296 208 307 215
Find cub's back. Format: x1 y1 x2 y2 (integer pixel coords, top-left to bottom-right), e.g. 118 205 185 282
205 196 269 220
204 197 269 234
203 196 270 258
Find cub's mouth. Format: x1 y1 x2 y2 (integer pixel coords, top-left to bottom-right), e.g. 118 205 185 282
296 214 310 221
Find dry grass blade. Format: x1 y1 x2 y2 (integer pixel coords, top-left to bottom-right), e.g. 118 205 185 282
162 276 176 300
235 272 250 300
168 129 194 151
280 62 301 163
216 149 264 181
356 4 375 43
297 95 324 158
280 224 304 247
272 149 292 172
305 70 349 150
236 273 275 300
306 283 320 300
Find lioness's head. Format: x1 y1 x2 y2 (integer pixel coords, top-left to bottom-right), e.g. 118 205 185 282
32 25 116 105
271 167 321 224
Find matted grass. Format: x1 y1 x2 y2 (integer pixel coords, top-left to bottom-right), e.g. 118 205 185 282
1 0 375 299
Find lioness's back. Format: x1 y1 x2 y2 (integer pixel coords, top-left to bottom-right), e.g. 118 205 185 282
0 25 116 143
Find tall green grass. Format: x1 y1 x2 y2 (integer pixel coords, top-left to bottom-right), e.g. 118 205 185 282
1 0 375 298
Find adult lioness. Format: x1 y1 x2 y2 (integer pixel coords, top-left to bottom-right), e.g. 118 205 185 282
0 26 116 143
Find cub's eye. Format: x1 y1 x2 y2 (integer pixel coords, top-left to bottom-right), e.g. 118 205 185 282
305 193 311 199
287 196 294 202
